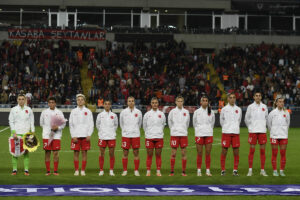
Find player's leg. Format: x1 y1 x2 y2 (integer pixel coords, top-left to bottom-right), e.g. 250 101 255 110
279 142 287 176
23 151 30 175
99 147 106 176
170 147 177 176
53 150 59 175
73 150 80 175
220 147 228 175
108 146 115 176
181 147 187 176
155 147 162 176
133 148 140 176
146 147 154 176
271 138 279 176
11 156 18 175
121 137 130 176
122 149 129 176
196 143 203 176
81 150 88 176
45 150 51 175
259 144 267 176
247 133 256 176
205 142 213 176
232 147 239 176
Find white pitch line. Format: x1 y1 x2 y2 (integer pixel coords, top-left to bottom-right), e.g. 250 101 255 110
0 127 9 133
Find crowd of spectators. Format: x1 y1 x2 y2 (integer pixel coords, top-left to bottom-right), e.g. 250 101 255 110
87 40 219 107
0 39 83 106
215 43 300 107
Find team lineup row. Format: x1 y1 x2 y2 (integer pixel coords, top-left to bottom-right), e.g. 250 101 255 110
8 91 290 177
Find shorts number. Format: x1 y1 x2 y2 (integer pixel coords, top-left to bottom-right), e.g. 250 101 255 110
271 138 277 144
99 140 103 145
146 141 150 147
71 143 76 149
196 137 201 143
44 142 47 148
171 140 176 146
122 142 127 147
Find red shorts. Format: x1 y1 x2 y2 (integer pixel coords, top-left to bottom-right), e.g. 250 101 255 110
122 137 140 149
170 136 188 148
145 138 164 149
270 138 288 145
43 139 61 151
248 133 267 145
221 134 240 148
71 138 91 151
98 139 116 148
195 136 213 145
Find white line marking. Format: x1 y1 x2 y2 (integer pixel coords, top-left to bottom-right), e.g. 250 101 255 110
0 127 9 133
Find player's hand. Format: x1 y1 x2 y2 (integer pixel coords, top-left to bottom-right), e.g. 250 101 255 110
73 137 78 143
13 133 18 140
86 136 91 142
51 126 59 131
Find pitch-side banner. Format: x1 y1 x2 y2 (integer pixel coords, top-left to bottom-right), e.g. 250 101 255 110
0 185 300 196
8 29 106 41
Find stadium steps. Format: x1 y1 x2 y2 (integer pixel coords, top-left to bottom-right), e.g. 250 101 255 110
80 61 96 112
205 64 227 101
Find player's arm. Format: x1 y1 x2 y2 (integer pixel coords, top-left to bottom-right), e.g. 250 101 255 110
30 109 35 133
286 111 290 128
168 110 173 129
8 109 17 138
39 111 45 127
142 112 148 132
192 110 197 128
211 111 215 129
113 114 118 131
244 106 251 128
58 111 66 131
267 111 273 130
138 111 142 128
119 111 124 129
186 111 190 128
96 113 101 131
238 108 242 125
69 110 75 138
87 110 94 137
220 108 225 127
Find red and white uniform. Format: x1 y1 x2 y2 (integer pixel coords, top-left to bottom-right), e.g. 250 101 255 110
69 106 94 150
40 108 66 150
168 107 190 148
143 109 166 148
9 105 35 135
120 107 142 149
267 108 290 145
193 107 215 145
220 104 242 148
245 102 268 144
96 110 118 148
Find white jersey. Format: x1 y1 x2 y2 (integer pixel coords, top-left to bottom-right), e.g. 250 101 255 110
168 107 190 136
120 107 142 138
244 102 268 133
193 107 215 137
40 108 66 139
220 104 242 134
143 109 166 139
69 106 94 138
9 105 35 135
96 110 118 140
267 108 290 139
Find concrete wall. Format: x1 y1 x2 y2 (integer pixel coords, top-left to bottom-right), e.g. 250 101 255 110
0 0 230 9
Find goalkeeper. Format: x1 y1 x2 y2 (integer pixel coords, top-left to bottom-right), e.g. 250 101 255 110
8 93 35 176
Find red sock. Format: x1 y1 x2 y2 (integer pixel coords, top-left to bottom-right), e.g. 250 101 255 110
134 159 140 171
197 155 202 169
260 148 266 170
156 155 162 170
220 154 226 171
45 161 50 172
74 160 79 171
205 154 211 170
122 158 128 171
248 147 255 168
81 160 87 171
54 161 59 172
110 157 115 170
99 156 104 171
272 148 278 170
182 159 187 172
280 149 286 170
170 158 176 172
234 155 239 170
146 155 152 170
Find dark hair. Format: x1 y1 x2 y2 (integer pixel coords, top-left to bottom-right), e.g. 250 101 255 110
47 97 56 102
253 90 262 96
151 97 159 103
201 95 211 115
104 99 112 104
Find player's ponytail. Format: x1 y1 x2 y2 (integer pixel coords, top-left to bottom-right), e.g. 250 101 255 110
201 95 211 115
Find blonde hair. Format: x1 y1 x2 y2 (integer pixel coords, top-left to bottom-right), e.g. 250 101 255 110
176 95 184 102
76 94 86 101
273 95 286 110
